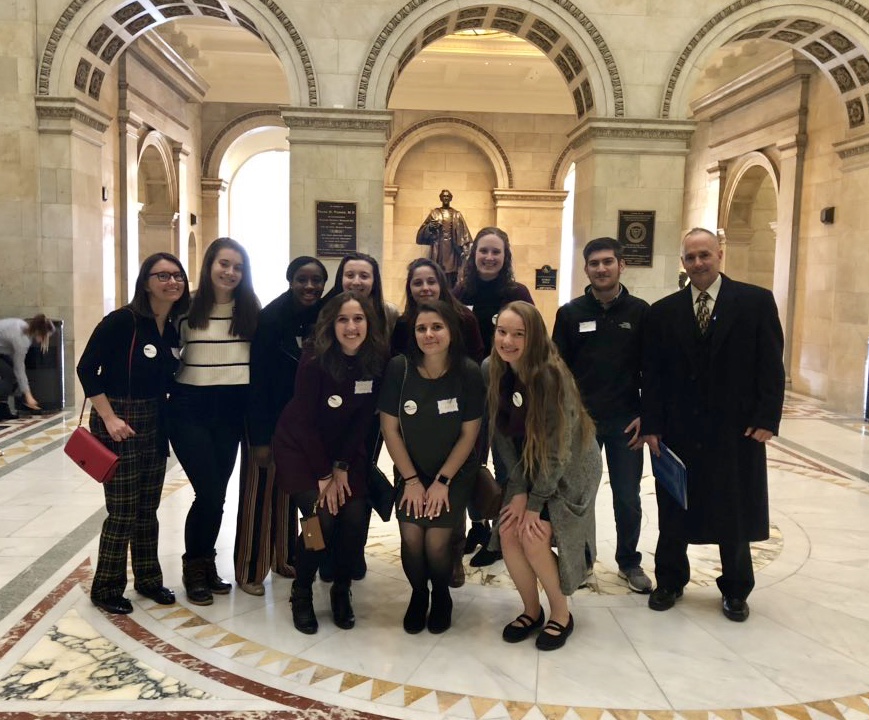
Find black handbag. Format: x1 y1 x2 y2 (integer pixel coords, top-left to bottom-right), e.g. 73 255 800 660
368 463 396 522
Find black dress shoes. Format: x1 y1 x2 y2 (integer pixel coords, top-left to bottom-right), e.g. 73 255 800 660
135 585 176 605
535 613 574 651
648 586 684 611
92 596 133 614
502 609 545 643
722 596 749 622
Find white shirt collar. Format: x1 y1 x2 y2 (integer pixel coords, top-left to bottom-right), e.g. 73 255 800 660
690 273 722 307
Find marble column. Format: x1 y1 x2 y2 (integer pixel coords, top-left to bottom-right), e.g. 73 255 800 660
281 107 392 278
382 184 400 301
172 142 191 272
567 118 695 304
199 178 227 287
118 110 142 304
35 97 111 405
774 135 806 378
492 189 568 330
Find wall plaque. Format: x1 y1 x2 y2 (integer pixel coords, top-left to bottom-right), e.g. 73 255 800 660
535 265 557 291
316 201 357 257
617 210 655 267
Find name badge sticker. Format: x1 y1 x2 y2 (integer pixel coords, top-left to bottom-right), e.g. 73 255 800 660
143 343 157 358
579 321 596 333
354 380 373 394
438 398 459 414
327 395 343 408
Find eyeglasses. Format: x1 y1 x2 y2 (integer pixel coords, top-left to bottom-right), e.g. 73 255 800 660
149 272 186 283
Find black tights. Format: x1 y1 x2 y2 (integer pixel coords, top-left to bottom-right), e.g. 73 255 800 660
293 490 368 589
399 522 452 592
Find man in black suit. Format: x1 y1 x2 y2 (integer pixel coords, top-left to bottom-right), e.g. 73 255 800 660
640 228 785 621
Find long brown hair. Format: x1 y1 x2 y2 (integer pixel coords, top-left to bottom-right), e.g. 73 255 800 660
487 301 594 478
313 291 387 381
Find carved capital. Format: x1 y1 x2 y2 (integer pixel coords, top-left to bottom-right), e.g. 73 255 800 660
35 97 111 137
281 107 393 147
568 117 695 156
493 189 569 209
201 177 229 196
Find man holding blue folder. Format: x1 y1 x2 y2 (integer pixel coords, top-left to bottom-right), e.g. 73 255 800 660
641 228 785 622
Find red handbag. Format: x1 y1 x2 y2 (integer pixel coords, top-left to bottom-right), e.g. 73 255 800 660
64 425 119 483
64 312 135 483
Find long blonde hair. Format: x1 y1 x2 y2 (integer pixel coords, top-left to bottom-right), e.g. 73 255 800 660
487 302 595 479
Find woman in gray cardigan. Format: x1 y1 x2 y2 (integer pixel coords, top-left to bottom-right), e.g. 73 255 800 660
488 301 601 651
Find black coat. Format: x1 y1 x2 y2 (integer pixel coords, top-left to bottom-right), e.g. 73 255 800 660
641 275 785 544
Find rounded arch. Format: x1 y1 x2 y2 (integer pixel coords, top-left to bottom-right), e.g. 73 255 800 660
39 0 318 106
720 151 780 229
357 0 623 119
203 109 285 178
662 0 869 128
549 142 577 190
137 130 178 212
385 117 512 189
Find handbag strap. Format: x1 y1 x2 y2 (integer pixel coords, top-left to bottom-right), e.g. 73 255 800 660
77 309 138 428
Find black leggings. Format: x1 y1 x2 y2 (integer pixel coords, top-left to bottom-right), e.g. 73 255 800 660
293 489 368 588
398 522 452 593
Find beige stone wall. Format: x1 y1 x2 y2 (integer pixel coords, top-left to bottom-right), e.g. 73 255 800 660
792 74 869 413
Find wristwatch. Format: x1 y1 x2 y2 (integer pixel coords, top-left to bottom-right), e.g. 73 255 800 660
436 474 451 486
333 461 349 472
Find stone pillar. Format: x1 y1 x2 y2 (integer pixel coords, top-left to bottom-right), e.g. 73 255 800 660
35 97 111 405
706 161 727 234
492 189 568 330
199 178 227 287
774 134 806 377
118 110 143 304
281 107 392 278
382 184 400 301
568 118 695 304
173 142 191 272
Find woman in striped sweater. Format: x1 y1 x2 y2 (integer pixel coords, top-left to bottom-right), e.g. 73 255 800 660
168 237 260 606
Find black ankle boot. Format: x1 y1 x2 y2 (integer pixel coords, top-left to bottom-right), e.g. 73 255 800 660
427 587 453 634
205 554 232 595
464 521 490 554
330 583 355 629
182 555 213 606
290 583 318 634
403 588 429 634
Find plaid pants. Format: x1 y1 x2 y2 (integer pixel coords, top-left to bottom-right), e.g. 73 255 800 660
233 435 296 584
89 398 166 600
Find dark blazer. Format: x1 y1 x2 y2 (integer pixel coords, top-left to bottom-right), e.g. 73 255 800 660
641 274 785 544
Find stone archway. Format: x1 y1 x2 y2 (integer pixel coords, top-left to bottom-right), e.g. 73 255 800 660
662 0 869 129
39 0 318 106
357 0 624 118
721 160 779 291
137 133 179 262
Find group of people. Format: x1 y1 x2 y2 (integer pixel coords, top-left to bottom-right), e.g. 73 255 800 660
74 223 785 651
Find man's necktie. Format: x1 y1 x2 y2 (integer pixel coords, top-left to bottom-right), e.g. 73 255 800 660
696 291 711 334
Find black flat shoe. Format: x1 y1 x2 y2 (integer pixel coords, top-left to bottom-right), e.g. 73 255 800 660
135 585 176 605
463 522 491 554
502 609 545 643
535 614 574 651
648 586 683 611
722 596 749 622
92 596 133 615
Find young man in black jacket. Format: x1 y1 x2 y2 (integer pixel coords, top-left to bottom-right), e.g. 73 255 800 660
552 237 651 593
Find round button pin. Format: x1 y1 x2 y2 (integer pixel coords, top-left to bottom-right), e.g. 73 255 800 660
403 400 418 415
327 395 343 408
512 392 523 407
143 344 157 359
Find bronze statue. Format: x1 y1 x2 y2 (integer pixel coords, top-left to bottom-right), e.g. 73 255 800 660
416 189 472 287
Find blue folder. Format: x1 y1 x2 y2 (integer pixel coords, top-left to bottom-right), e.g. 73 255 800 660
651 441 687 509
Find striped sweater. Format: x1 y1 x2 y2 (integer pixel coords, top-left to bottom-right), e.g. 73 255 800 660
175 301 251 386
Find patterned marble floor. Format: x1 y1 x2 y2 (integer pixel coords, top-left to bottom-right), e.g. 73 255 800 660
1 392 868 720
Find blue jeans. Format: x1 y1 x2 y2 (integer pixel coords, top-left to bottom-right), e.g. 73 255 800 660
596 416 644 571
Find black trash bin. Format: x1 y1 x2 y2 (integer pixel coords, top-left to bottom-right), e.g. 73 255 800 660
24 318 65 411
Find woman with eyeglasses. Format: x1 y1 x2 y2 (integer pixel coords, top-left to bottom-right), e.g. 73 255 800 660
168 238 260 606
77 252 190 615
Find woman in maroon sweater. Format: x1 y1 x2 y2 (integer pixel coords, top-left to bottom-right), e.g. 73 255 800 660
273 292 388 634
